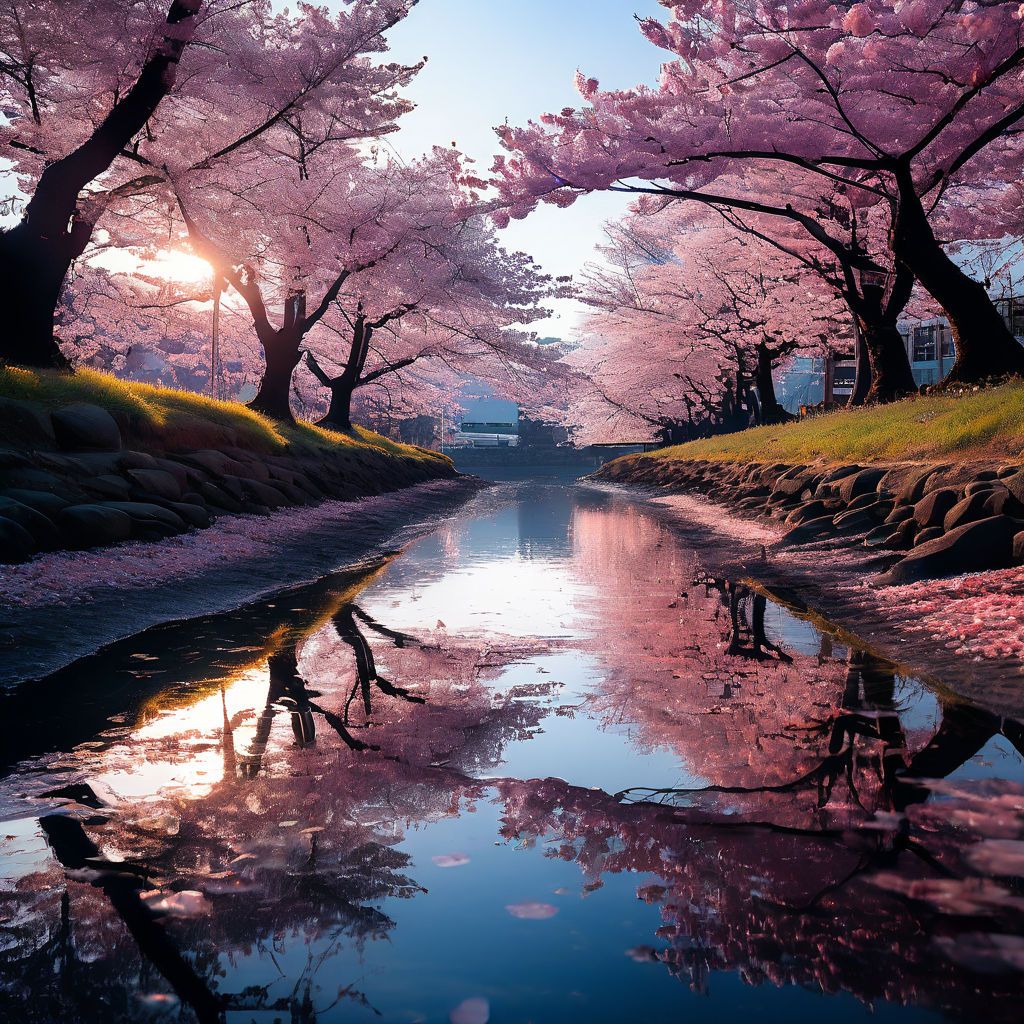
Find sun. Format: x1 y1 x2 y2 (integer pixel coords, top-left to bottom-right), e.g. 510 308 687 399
144 249 214 285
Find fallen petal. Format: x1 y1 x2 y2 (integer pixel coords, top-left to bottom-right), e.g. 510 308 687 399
505 901 558 920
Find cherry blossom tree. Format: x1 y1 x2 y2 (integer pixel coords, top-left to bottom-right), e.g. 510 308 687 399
568 202 850 443
492 0 1024 388
56 258 263 396
0 0 205 368
301 197 559 431
163 140 560 423
0 0 419 370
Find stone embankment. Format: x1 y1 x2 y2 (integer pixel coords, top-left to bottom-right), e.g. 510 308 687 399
0 399 456 564
597 456 1024 584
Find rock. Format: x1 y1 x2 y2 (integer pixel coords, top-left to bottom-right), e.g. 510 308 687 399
884 505 915 525
777 513 848 546
983 488 1024 520
98 501 187 533
837 467 886 502
81 474 133 500
0 497 61 550
1015 531 1024 564
785 500 833 525
997 464 1020 479
121 451 160 470
1003 471 1024 506
884 519 917 551
290 472 324 499
736 495 768 512
65 452 128 475
881 515 1022 585
230 457 271 483
50 403 121 452
922 464 987 495
178 450 259 480
151 457 192 490
217 475 248 502
0 467 76 496
914 526 944 547
820 464 862 484
57 504 133 548
238 478 290 508
165 501 210 529
943 492 991 533
0 397 56 446
832 507 881 532
0 449 31 470
965 480 998 497
127 468 183 501
846 492 885 513
864 523 897 547
35 452 82 473
267 478 310 504
771 476 809 500
0 488 71 519
913 488 960 529
198 481 244 514
879 465 934 505
0 515 36 563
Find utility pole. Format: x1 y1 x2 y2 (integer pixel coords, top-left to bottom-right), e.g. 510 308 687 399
211 278 222 401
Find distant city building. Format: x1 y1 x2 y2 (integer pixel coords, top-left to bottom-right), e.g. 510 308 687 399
778 301 1024 410
898 319 957 387
776 356 827 413
453 398 520 447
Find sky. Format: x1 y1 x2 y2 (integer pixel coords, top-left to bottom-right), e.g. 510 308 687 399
374 0 668 337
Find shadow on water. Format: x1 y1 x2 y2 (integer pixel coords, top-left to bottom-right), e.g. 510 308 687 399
0 558 399 773
1 480 1023 1023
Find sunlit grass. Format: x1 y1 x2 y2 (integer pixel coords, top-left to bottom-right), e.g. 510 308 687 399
0 366 448 464
639 382 1024 466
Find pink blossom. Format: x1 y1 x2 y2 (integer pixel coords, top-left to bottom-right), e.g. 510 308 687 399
843 4 875 36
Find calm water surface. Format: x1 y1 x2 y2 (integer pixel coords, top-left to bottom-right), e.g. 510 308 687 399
1 480 1023 1023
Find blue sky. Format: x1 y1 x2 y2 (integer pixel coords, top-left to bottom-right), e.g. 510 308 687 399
379 0 668 336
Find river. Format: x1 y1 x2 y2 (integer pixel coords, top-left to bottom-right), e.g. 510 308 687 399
1 475 1022 1022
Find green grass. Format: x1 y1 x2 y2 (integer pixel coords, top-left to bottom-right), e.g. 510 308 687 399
633 382 1024 467
0 365 450 466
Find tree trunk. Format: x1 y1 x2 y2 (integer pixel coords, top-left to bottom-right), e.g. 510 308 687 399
0 227 75 368
39 814 224 1024
891 171 1024 384
754 344 796 424
848 327 872 408
0 0 202 369
858 317 917 403
317 380 356 431
248 329 302 421
848 282 917 403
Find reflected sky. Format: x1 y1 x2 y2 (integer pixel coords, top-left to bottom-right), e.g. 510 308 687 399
1 482 1022 1023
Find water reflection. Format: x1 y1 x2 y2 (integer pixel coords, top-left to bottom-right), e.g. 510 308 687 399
1 482 1022 1023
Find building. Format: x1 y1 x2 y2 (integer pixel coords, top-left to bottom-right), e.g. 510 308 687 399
899 319 957 387
453 398 520 448
780 301 1024 410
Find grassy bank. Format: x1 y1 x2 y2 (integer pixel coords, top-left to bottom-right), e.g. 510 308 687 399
0 365 449 468
634 382 1024 467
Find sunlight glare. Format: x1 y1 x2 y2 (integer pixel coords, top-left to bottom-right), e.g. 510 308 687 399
144 249 213 285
